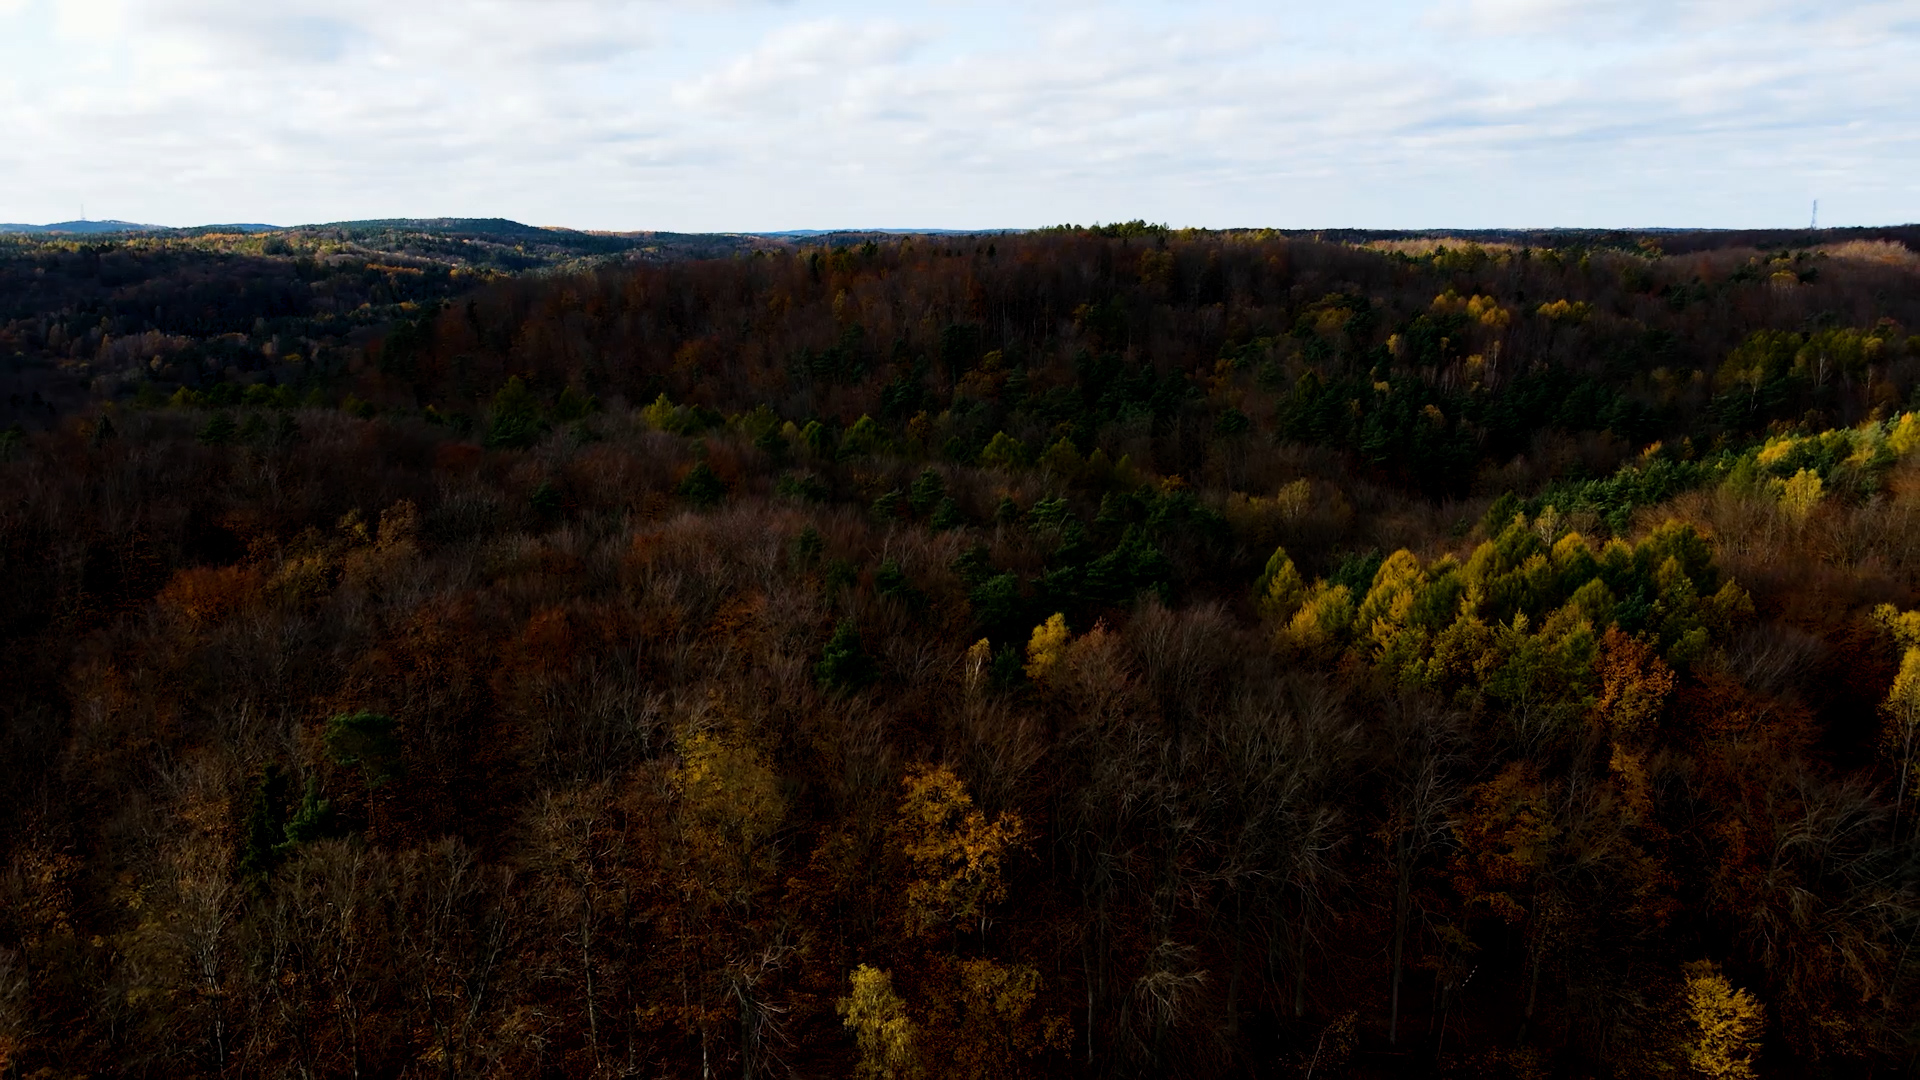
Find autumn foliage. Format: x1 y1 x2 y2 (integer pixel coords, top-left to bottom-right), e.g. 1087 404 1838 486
4 228 1920 1078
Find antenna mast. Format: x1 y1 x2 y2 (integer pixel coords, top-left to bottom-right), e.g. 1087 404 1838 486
1810 200 1818 232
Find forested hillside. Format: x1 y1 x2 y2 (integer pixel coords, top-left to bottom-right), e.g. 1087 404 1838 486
5 226 1920 1078
0 220 780 427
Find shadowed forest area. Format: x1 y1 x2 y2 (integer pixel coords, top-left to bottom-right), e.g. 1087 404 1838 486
7 224 1920 1078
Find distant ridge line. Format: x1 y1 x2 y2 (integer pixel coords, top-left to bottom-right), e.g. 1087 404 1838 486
0 220 280 235
3 218 1915 254
0 220 166 235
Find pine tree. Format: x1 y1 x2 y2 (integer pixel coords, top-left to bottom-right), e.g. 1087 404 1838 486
677 460 727 507
324 711 404 787
816 618 876 690
909 467 946 516
484 375 544 449
197 410 237 445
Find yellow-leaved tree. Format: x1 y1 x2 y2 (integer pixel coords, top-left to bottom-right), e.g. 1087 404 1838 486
1356 549 1426 650
1882 648 1920 827
964 637 992 695
1773 468 1824 523
671 725 785 910
893 764 1025 940
1591 628 1677 821
1282 583 1354 659
1682 961 1763 1079
669 720 789 1072
1254 545 1306 620
1025 613 1070 683
920 957 1070 1080
839 965 919 1079
840 956 1069 1080
1873 605 1920 830
1889 412 1920 457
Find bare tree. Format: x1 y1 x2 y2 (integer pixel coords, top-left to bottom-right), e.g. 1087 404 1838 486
1375 693 1466 1047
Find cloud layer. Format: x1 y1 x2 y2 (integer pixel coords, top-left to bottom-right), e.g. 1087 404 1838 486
1 0 1914 229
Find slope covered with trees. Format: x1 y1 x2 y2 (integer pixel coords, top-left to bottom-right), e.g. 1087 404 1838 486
0 220 782 428
4 226 1920 1078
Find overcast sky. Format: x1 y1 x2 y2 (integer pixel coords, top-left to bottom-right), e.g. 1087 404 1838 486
1 0 1914 231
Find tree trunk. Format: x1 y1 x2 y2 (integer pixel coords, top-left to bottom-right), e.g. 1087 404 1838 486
581 902 600 1066
1518 918 1545 1045
1224 893 1244 1035
1295 884 1313 1019
1389 831 1412 1046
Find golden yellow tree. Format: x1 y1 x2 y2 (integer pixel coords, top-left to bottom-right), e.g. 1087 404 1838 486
672 726 785 908
1889 412 1920 457
920 958 1069 1080
1873 605 1920 828
1773 468 1824 523
1255 545 1307 620
1592 628 1677 820
893 765 1025 938
1682 961 1763 1079
1873 602 1920 650
1282 583 1354 658
964 638 992 695
1882 648 1920 826
1024 613 1070 683
1356 549 1425 654
839 965 919 1079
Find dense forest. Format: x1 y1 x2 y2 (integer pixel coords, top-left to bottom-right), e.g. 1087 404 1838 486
0 220 782 426
5 224 1920 1078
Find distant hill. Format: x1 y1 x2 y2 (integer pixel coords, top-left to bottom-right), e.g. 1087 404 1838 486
320 217 578 238
0 220 283 235
0 217 1004 241
1279 224 1920 254
172 224 282 235
7 217 1916 251
271 218 788 268
756 228 1007 237
0 219 165 235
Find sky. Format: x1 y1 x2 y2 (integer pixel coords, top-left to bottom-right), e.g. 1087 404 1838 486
0 0 1915 231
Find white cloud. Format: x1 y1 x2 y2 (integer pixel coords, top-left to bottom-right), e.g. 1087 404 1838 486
0 0 1914 229
672 19 929 113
